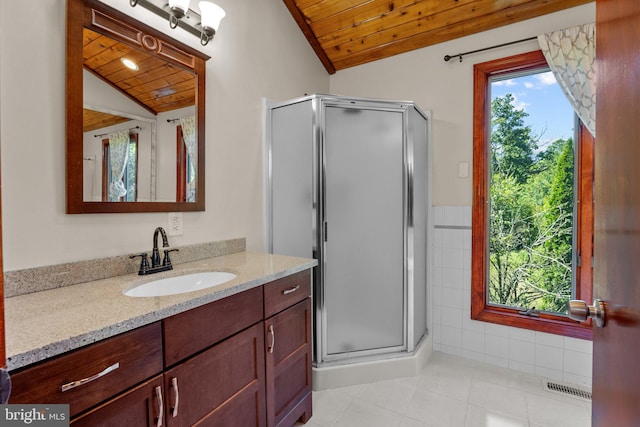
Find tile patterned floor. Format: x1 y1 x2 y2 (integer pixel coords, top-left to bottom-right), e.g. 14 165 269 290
301 352 591 427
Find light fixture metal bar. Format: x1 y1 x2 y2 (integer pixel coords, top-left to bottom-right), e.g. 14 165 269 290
133 0 203 39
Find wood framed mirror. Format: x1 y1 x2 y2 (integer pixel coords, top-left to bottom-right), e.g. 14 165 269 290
66 0 209 213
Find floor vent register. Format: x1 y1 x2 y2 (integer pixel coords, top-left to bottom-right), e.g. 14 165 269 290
544 380 592 401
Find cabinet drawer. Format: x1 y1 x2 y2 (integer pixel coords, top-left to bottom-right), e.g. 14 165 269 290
264 270 311 318
10 323 163 418
163 286 263 367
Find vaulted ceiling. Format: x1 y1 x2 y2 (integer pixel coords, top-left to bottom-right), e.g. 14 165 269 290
282 0 593 74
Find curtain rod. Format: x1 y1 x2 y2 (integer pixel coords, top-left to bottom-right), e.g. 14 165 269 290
94 125 141 138
444 36 538 62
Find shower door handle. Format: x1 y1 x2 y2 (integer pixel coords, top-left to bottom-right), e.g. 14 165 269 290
324 222 328 242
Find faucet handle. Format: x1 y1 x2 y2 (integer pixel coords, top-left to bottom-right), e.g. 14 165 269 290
163 248 179 267
130 253 150 275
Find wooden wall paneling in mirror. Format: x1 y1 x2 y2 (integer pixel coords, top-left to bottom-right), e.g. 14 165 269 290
66 0 209 213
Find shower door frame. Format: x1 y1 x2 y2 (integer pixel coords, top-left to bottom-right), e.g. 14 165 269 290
314 96 416 365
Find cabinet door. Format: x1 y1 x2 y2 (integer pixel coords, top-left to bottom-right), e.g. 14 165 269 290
265 298 312 427
165 323 266 427
71 375 164 427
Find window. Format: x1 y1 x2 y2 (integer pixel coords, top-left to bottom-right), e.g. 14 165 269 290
472 51 593 339
102 133 139 202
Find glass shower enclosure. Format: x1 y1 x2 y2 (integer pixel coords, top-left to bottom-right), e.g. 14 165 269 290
267 95 429 366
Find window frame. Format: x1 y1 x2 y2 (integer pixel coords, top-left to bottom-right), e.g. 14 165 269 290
472 50 593 340
176 125 187 202
176 125 196 203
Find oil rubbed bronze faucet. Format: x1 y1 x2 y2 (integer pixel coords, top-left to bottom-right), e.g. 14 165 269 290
130 227 179 275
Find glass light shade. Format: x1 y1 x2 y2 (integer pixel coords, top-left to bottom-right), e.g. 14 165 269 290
199 1 225 32
168 0 190 13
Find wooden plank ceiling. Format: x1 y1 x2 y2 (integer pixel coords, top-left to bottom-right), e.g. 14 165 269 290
83 28 195 132
283 0 593 74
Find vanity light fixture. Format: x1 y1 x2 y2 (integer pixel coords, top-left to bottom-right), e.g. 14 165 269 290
198 1 225 45
167 0 190 28
129 0 225 46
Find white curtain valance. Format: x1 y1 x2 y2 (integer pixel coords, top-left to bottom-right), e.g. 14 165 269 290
538 23 596 137
180 116 197 202
108 129 130 201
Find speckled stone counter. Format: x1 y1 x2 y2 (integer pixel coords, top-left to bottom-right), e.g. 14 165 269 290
4 251 317 371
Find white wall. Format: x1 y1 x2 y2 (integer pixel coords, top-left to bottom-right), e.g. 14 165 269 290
329 3 596 206
0 0 329 270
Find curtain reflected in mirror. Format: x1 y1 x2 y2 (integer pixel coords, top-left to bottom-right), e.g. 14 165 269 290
103 132 138 202
179 116 197 202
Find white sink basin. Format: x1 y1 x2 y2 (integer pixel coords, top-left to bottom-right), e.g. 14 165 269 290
124 271 237 297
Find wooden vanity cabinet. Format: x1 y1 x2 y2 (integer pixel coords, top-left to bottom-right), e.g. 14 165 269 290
9 270 313 427
264 271 313 427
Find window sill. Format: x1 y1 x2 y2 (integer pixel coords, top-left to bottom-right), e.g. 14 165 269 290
472 306 593 340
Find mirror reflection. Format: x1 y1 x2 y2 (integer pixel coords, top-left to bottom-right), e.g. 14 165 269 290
82 27 197 203
66 0 208 214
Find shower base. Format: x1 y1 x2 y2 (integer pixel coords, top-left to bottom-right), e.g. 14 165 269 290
312 335 432 391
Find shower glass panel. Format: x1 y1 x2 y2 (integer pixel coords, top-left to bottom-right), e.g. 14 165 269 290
323 105 405 356
270 101 314 259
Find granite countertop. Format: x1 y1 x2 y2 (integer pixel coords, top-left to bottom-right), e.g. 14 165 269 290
4 251 317 371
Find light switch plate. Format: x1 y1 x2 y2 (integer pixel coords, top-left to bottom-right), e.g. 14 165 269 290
168 212 183 236
458 161 470 178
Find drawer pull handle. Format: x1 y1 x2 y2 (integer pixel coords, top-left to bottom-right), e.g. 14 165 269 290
61 362 120 392
268 325 275 353
155 385 164 427
170 377 180 417
282 285 300 295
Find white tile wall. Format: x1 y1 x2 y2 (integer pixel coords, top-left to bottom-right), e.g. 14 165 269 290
431 206 593 387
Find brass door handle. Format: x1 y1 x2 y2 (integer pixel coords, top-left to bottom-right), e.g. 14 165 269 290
567 299 606 327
